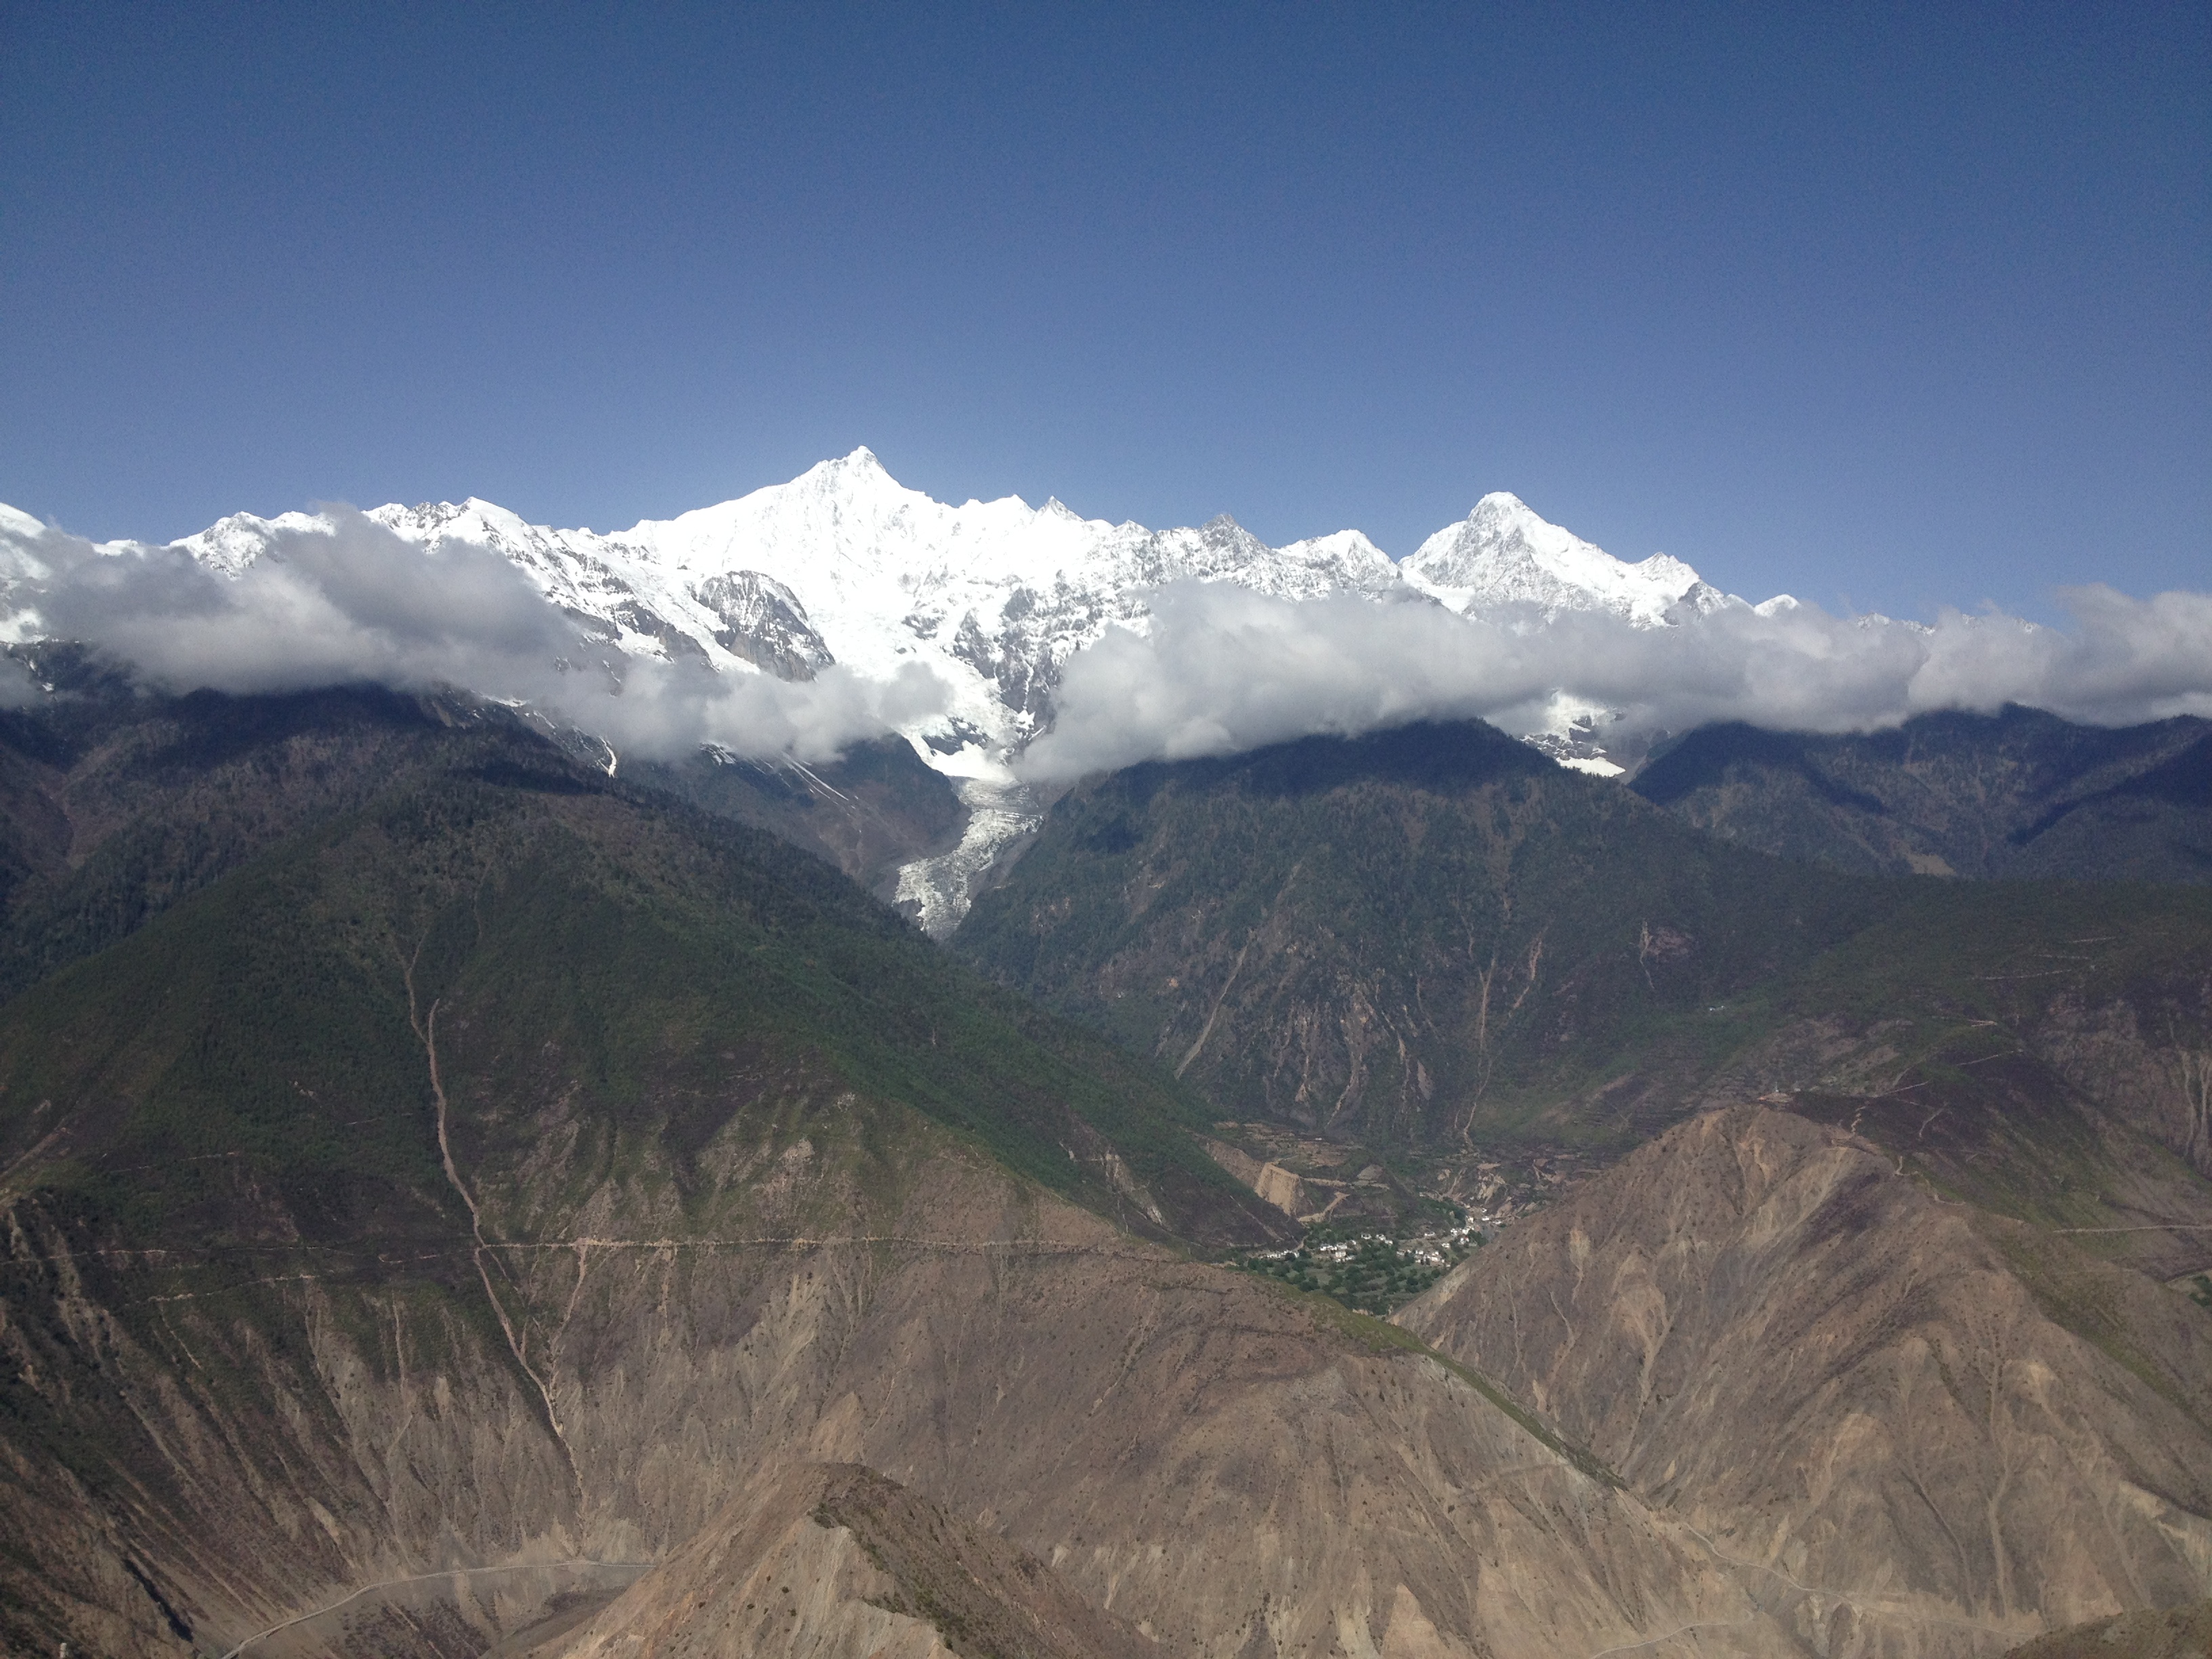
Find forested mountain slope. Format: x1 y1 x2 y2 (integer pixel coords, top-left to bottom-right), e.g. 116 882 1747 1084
955 720 1890 1148
1631 705 2212 883
955 720 2212 1174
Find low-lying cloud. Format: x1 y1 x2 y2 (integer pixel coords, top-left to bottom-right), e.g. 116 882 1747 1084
0 511 947 762
1021 581 2212 779
5 508 2209 779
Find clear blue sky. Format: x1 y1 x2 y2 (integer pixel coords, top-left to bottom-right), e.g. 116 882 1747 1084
4 2 2205 619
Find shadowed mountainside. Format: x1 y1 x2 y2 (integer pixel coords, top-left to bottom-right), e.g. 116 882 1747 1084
1630 705 2212 883
0 658 966 1005
954 720 1893 1149
623 733 965 897
954 720 2212 1165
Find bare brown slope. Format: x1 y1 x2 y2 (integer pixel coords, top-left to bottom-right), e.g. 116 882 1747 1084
5 1133 1805 1659
2002 1601 2212 1659
531 1460 1158 1659
1399 1106 2212 1657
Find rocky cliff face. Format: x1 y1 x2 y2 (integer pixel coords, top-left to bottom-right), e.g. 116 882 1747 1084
1399 1107 2212 1658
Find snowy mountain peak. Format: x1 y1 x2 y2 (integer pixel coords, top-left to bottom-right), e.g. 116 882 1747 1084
1404 493 1706 626
791 445 901 495
173 508 337 575
1 460 1750 773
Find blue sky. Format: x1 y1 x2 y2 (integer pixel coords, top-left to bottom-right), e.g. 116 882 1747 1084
4 2 2204 619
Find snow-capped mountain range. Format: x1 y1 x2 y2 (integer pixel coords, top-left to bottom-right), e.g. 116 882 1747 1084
153 448 1746 767
0 450 1771 930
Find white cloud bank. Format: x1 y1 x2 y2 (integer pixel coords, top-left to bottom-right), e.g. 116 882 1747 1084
3 506 2207 779
0 511 947 762
1020 581 2212 779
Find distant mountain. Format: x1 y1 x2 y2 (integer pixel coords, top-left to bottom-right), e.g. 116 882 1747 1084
0 459 1753 929
148 451 1406 762
145 462 1734 764
1633 703 2212 882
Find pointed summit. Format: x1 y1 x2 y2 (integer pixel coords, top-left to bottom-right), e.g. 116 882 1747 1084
789 445 903 499
1404 493 1707 626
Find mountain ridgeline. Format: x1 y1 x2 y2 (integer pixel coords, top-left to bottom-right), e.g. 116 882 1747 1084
954 718 2212 1163
1632 704 2212 883
954 720 1885 1147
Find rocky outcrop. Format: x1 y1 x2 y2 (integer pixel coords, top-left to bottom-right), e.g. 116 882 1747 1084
1399 1105 2212 1657
690 571 834 680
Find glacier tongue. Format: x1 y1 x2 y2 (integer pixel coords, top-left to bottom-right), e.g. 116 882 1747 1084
3 457 1755 930
892 778 1046 939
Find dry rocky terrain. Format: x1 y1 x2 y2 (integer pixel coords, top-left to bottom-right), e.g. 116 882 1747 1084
1399 1106 2212 1657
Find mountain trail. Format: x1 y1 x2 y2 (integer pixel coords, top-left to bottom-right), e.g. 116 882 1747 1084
213 1559 653 1659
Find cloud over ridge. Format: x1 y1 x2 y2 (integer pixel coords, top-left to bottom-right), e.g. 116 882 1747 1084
0 510 948 762
1020 579 2212 779
3 495 2209 781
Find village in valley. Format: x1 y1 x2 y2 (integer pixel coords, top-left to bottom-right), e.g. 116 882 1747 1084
1207 1121 1611 1313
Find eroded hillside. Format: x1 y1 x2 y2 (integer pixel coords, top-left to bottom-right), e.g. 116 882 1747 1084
1399 1106 2212 1656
